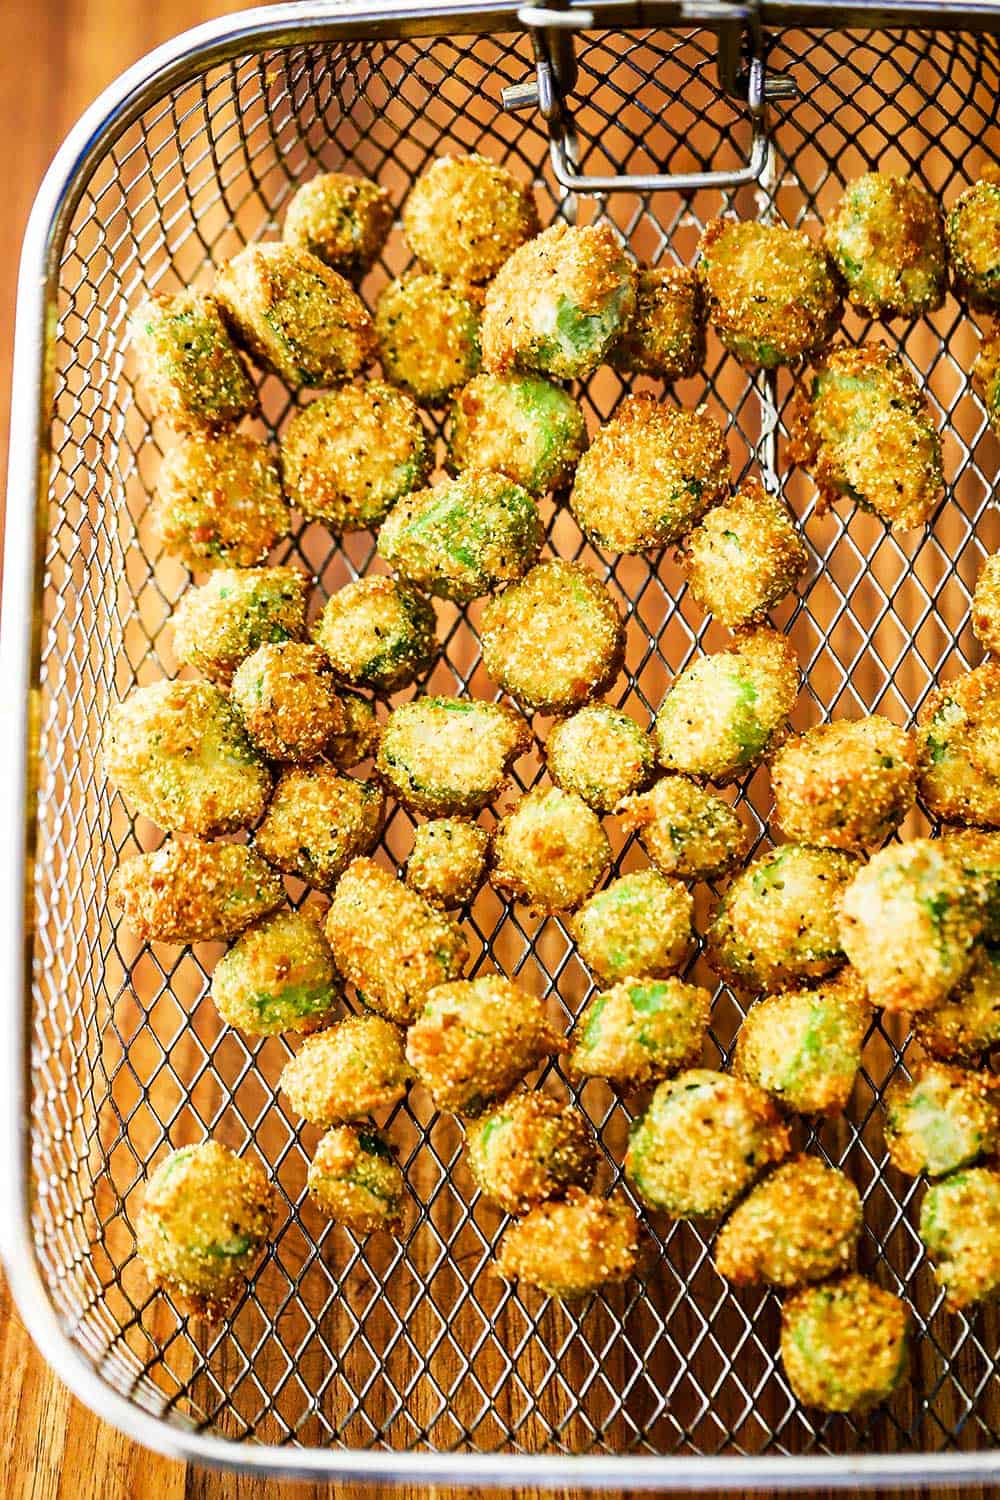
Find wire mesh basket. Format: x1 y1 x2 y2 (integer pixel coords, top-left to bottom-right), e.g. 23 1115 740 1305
3 0 1000 1485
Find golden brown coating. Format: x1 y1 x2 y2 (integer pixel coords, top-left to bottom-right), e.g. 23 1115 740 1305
377 697 529 817
255 766 384 890
210 908 340 1037
616 775 750 882
913 942 1000 1062
545 703 655 814
947 176 1000 308
280 1014 412 1125
714 1157 863 1289
883 1061 1000 1178
780 1275 910 1414
678 477 808 628
445 372 587 496
972 554 1000 654
733 969 870 1116
314 576 437 694
405 973 560 1115
375 272 482 404
569 395 729 553
109 838 283 943
494 1188 640 1299
918 664 1000 827
405 819 491 908
466 1092 598 1214
608 265 705 380
771 716 917 852
129 289 257 432
403 154 539 283
570 869 694 984
231 642 345 762
152 430 290 573
566 976 711 1090
137 1141 277 1317
973 326 1000 436
491 786 611 913
824 171 946 316
307 1127 405 1233
325 857 468 1024
171 566 308 684
326 691 380 770
920 1165 1000 1309
283 171 393 279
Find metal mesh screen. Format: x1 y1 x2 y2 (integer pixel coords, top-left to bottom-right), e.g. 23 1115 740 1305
26 15 1000 1465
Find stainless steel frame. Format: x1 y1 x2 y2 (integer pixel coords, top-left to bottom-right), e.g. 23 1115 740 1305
3 0 1000 1485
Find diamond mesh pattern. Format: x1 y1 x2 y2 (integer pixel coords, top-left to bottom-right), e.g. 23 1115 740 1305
22 14 1000 1467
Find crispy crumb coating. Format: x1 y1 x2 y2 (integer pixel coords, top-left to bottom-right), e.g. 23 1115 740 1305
780 1274 910 1413
215 241 374 389
446 373 587 496
825 172 946 316
696 218 840 367
626 1069 790 1218
466 1092 598 1213
104 679 271 837
406 973 560 1115
972 554 1000 653
546 703 655 814
137 1141 277 1317
492 786 610 913
654 627 799 785
883 1061 1000 1178
482 221 637 380
570 395 729 553
314 576 437 693
153 430 290 572
789 342 943 532
403 154 539 283
481 560 625 715
377 697 529 817
707 845 858 993
109 839 283 943
913 942 1000 1061
715 1156 863 1289
733 969 870 1116
231 642 345 762
570 869 694 984
378 470 543 603
307 1127 404 1232
375 272 482 404
973 325 1000 436
283 171 393 279
280 382 430 532
678 477 808 628
616 775 750 882
129 289 257 432
327 691 380 770
947 177 1000 308
494 1188 639 1298
325 858 468 1023
609 265 705 379
567 976 711 1089
281 1014 411 1124
406 819 490 907
210 908 340 1037
920 1165 1000 1309
171 566 308 683
918 664 1000 827
255 765 384 890
772 716 917 852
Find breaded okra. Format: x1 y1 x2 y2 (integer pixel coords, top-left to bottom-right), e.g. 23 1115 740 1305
494 1189 640 1298
375 272 482 404
616 775 750 882
129 289 257 432
403 154 539 283
152 430 290 572
231 642 345 763
405 818 490 908
973 325 1000 436
570 869 694 984
972 554 1000 654
377 697 529 817
918 664 1000 827
678 477 809 628
307 1127 404 1233
314 576 437 693
920 1165 1000 1309
883 1061 1000 1178
608 265 705 380
466 1092 598 1214
780 1274 910 1413
171 566 308 683
280 1014 411 1125
824 171 946 316
545 703 655 814
567 976 711 1090
715 1156 863 1288
326 691 380 770
947 174 1000 308
733 968 870 1116
254 765 384 890
913 942 1000 1061
283 171 393 279
446 373 587 496
109 839 283 943
210 908 340 1037
772 716 918 852
491 786 611 912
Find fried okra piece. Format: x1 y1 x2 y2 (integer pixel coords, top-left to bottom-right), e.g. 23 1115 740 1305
973 326 1000 435
210 908 340 1037
280 383 430 532
569 395 729 553
715 1157 863 1289
378 470 543 604
654 627 799 784
129 289 257 432
283 171 393 279
482 221 637 381
495 1189 639 1299
920 1165 1000 1309
696 218 841 368
109 839 282 943
255 766 384 890
307 1127 404 1233
918 664 1000 827
231 642 345 762
492 786 610 912
375 273 482 404
781 1275 909 1413
153 430 290 572
405 819 490 907
215 242 374 389
326 858 468 1024
281 1014 411 1125
403 153 539 283
789 342 943 532
570 869 694 984
947 176 1000 308
545 704 655 814
567 976 711 1089
314 576 437 694
104 680 271 837
446 373 587 496
137 1141 276 1317
480 560 625 715
406 974 560 1115
913 942 1000 1061
466 1092 598 1214
678 478 809 628
772 716 917 852
824 172 946 317
608 265 705 380
625 1069 790 1217
171 566 308 684
733 969 870 1116
377 697 529 817
327 691 380 770
616 775 750 882
973 554 1000 653
883 1062 1000 1178
707 845 859 993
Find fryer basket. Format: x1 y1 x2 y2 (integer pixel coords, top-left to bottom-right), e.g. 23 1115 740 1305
3 0 1000 1485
